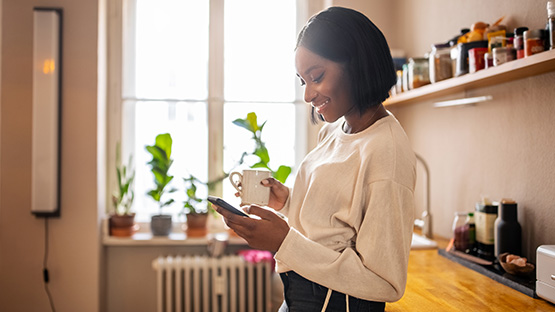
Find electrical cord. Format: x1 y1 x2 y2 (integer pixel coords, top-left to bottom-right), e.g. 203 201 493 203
43 217 56 312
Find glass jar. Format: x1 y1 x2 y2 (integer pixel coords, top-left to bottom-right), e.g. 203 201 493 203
524 29 546 57
429 44 452 83
466 212 476 254
402 63 410 92
514 27 529 59
408 57 430 89
452 212 469 252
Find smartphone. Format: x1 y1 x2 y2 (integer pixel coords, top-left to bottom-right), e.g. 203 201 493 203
207 196 249 217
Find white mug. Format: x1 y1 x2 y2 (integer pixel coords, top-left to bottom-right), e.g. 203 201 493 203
229 169 271 206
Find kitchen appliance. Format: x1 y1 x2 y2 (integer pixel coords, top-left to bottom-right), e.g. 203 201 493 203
536 245 555 304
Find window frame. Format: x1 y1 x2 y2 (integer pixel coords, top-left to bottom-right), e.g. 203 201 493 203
106 0 326 218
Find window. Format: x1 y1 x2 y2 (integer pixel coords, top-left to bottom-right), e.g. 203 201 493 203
110 0 307 222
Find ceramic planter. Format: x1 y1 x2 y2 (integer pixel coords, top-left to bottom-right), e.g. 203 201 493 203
151 214 172 236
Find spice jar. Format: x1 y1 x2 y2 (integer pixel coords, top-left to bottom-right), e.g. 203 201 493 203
408 57 430 89
469 47 488 73
514 27 529 59
429 43 452 83
524 29 546 57
453 212 469 252
493 47 515 66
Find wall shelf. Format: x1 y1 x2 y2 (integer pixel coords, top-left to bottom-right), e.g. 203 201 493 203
385 49 555 107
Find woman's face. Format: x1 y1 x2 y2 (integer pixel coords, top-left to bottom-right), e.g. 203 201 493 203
295 46 354 123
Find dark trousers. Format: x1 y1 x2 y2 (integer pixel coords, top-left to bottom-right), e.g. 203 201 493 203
279 271 385 312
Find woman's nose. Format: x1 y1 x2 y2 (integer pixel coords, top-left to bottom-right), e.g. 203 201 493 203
304 86 317 104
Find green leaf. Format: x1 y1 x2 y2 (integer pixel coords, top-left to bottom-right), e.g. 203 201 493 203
246 112 259 132
259 120 267 133
161 199 175 207
251 162 270 170
155 133 173 158
273 165 292 183
145 145 164 160
232 118 251 132
152 168 166 185
147 190 160 202
254 145 270 164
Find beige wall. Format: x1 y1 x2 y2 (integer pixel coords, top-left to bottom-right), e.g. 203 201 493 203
0 0 102 311
345 0 555 261
1 1 554 311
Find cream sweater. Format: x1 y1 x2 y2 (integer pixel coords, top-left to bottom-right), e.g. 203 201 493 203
274 113 416 302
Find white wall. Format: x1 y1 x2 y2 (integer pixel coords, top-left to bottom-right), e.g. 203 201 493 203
0 0 102 311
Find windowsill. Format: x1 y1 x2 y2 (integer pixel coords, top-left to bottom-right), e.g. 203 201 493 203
102 219 249 247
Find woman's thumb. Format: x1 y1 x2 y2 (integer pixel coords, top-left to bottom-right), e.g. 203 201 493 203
247 205 275 219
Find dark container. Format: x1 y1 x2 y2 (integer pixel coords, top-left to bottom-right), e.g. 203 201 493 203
494 200 522 257
456 40 488 77
475 202 498 261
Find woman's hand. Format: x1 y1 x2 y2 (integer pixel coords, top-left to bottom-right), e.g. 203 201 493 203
213 204 289 252
260 178 289 210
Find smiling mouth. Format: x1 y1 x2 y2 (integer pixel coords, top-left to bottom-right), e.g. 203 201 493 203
312 99 329 113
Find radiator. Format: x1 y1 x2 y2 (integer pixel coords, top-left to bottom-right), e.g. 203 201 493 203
152 255 273 312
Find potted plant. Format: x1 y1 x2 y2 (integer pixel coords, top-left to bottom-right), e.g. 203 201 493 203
109 144 136 237
182 175 209 237
145 133 176 236
232 112 292 183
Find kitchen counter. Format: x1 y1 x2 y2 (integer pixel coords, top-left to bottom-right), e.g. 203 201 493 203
386 238 555 311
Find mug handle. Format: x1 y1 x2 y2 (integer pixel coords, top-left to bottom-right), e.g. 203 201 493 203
228 172 243 193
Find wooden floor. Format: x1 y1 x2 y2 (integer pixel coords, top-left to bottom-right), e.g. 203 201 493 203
386 244 555 311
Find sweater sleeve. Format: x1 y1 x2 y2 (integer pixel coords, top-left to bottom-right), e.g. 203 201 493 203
274 180 414 302
277 186 292 215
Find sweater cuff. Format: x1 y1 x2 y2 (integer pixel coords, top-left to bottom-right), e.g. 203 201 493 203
278 187 292 215
274 227 300 264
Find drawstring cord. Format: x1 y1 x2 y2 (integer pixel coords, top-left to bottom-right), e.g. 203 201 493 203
320 288 350 312
321 289 332 312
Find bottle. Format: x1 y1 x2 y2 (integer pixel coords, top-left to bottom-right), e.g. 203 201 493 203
466 212 476 254
494 199 522 258
514 27 529 59
548 0 555 49
475 199 498 261
452 212 468 252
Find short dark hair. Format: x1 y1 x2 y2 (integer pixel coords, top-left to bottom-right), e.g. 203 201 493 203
296 7 396 122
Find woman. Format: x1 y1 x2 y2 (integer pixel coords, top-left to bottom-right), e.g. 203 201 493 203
213 6 416 312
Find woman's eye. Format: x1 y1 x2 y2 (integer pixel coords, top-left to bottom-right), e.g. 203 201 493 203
299 78 306 86
312 73 324 83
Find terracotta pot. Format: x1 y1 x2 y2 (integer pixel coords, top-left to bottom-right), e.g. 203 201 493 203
185 213 208 237
109 213 136 237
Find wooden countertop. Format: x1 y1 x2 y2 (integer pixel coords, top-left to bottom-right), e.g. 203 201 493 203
386 238 555 311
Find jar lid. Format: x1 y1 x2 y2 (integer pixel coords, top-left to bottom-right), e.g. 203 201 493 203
524 29 546 40
514 27 529 36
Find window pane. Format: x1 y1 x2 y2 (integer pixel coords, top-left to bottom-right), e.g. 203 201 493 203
223 102 296 206
128 101 208 222
132 0 209 100
224 0 297 102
